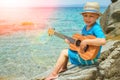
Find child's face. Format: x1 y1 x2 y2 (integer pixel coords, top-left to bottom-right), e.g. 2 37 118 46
82 13 99 27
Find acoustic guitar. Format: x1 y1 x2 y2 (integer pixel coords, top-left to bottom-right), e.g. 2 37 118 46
48 28 100 60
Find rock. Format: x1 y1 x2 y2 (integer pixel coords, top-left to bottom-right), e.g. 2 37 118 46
58 65 98 80
111 0 118 3
107 22 120 37
110 0 120 22
98 40 116 62
111 11 120 22
103 48 120 79
100 5 110 33
105 24 115 34
98 40 120 80
100 0 120 37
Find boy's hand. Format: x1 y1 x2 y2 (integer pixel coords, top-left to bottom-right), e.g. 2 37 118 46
65 39 70 44
80 40 88 53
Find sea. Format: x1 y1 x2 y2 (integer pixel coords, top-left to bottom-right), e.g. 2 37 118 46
0 7 107 80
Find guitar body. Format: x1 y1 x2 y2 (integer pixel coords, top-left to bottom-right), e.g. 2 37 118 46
69 33 100 60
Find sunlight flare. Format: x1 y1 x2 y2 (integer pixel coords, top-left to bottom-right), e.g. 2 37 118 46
0 0 31 7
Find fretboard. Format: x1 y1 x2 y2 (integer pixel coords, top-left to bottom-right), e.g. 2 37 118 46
54 31 75 44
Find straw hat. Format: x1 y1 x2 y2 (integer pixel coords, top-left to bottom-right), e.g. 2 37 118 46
81 2 102 16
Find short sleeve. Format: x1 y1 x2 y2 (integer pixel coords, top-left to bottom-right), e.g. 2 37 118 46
93 26 106 38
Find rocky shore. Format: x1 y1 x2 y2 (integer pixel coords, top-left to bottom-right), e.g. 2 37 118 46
58 40 120 80
33 40 120 80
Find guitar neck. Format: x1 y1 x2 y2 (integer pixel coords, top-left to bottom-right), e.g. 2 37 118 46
54 31 75 44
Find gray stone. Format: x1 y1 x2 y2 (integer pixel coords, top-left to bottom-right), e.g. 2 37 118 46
58 65 98 80
105 24 115 34
111 0 118 3
100 6 110 33
107 22 120 37
100 0 120 36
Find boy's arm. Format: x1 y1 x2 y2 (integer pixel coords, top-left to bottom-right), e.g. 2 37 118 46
80 38 106 52
84 38 106 46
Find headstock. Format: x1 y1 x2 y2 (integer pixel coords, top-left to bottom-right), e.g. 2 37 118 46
48 28 55 36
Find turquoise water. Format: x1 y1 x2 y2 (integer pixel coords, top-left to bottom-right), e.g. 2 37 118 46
0 7 107 79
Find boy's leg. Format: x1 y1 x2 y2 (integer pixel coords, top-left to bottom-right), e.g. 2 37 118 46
45 49 68 80
58 49 68 73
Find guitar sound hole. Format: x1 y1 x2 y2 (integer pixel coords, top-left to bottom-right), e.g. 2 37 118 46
76 40 81 47
84 45 89 52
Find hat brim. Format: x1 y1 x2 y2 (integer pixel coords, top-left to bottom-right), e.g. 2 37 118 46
81 11 102 16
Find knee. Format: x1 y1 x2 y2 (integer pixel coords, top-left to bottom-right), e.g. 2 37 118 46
60 49 68 57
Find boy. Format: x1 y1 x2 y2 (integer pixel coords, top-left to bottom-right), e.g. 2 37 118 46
45 2 106 80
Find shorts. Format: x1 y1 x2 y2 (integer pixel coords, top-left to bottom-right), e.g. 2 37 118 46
68 49 98 66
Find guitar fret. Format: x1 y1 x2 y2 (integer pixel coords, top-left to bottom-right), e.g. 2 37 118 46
54 32 75 44
54 32 66 39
